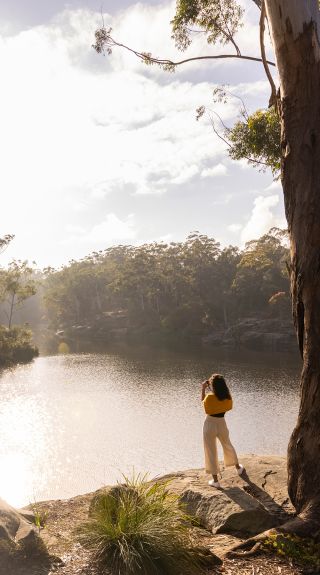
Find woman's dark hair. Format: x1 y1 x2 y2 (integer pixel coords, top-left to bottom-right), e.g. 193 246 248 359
210 374 231 400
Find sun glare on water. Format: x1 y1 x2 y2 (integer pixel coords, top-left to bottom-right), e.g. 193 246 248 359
0 388 50 508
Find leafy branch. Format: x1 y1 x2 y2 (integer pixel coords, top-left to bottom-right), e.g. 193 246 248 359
196 88 280 175
92 27 276 71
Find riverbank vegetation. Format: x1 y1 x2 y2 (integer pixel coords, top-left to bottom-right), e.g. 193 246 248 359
42 227 291 350
0 227 292 362
0 236 39 366
0 325 38 366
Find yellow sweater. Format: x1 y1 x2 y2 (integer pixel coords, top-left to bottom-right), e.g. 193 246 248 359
203 393 233 415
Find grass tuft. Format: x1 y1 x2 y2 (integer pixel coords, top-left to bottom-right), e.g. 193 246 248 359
77 473 219 575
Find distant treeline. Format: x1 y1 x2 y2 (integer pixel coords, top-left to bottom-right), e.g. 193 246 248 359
39 228 290 345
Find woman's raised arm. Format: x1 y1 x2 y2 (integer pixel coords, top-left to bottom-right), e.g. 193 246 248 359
201 380 209 402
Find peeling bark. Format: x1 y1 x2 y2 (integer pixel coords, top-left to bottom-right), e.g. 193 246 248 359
265 0 320 523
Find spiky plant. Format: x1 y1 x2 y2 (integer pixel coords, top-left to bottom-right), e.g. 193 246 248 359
77 474 219 575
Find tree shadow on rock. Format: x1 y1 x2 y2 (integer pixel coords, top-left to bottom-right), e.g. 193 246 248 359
218 468 295 538
219 485 283 537
240 468 294 521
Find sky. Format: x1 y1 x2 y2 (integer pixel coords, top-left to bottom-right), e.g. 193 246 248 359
0 0 285 268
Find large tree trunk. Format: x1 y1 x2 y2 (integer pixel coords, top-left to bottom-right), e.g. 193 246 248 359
265 0 320 523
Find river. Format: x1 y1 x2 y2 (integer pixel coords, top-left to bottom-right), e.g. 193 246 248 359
0 346 300 507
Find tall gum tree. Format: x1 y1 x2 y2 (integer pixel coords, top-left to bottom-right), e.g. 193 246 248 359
265 0 320 526
94 0 320 532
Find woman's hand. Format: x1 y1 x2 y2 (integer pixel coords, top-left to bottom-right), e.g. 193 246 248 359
201 380 209 401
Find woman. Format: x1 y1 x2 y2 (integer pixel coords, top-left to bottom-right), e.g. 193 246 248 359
201 373 244 488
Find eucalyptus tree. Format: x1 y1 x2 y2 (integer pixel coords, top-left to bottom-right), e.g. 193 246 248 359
0 260 37 328
42 231 288 336
94 0 320 532
233 229 289 315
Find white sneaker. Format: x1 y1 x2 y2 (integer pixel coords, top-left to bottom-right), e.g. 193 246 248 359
237 464 245 476
208 479 221 488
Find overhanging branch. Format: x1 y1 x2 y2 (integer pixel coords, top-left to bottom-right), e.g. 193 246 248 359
93 30 276 69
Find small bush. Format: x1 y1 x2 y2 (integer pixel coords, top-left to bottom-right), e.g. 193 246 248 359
263 533 320 569
0 325 39 366
78 474 218 575
31 503 48 534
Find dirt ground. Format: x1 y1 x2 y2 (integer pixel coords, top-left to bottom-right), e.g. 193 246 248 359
48 549 308 575
28 492 313 575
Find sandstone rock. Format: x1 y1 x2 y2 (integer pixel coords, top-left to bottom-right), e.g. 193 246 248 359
0 498 36 544
204 318 297 351
160 455 294 537
0 498 51 574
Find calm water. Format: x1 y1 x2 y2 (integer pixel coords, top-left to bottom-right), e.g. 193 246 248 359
0 346 300 507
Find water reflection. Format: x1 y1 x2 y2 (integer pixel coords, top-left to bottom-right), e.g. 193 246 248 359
0 347 300 507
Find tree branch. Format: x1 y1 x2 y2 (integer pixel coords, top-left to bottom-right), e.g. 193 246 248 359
93 31 276 69
259 1 277 107
209 112 270 169
219 11 242 56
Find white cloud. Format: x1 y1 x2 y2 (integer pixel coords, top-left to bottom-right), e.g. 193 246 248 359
0 7 234 265
228 223 242 233
88 213 136 243
171 164 199 185
201 163 227 178
240 194 286 244
265 180 282 192
89 181 112 200
65 213 136 245
211 193 233 206
0 1 276 267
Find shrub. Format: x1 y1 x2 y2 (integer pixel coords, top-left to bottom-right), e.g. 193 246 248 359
263 533 320 570
0 325 39 366
78 475 219 575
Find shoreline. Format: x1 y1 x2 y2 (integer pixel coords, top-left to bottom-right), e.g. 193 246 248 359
39 454 298 575
1 455 306 575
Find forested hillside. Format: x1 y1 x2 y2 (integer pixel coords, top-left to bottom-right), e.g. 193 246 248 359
41 228 293 349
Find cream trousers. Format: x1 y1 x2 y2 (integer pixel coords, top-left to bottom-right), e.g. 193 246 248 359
203 415 239 475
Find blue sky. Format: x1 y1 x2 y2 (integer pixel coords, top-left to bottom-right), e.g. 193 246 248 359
0 0 284 267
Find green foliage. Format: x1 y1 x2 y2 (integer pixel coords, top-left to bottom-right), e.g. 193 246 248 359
171 0 243 51
31 503 48 534
227 107 281 175
78 474 216 575
232 229 289 315
42 229 290 342
0 260 37 328
0 241 39 365
0 325 39 365
263 533 320 569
